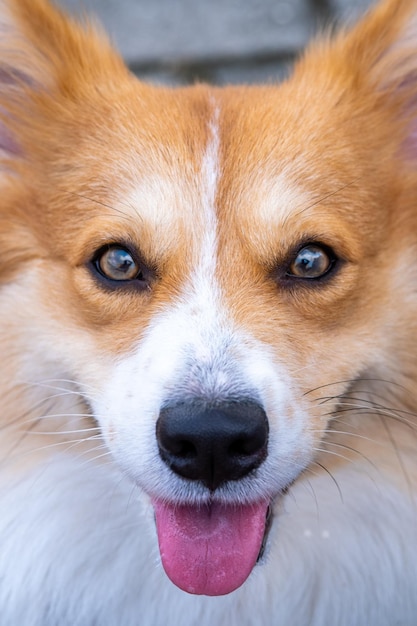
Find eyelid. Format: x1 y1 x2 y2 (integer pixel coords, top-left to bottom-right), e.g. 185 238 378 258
91 242 138 264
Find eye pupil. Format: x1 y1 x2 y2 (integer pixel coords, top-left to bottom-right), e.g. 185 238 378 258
289 245 333 279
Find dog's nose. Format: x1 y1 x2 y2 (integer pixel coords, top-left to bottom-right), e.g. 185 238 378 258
156 400 269 490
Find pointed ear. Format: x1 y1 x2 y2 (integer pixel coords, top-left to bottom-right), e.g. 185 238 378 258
371 3 417 161
0 0 126 169
0 0 46 160
342 0 417 161
295 0 417 162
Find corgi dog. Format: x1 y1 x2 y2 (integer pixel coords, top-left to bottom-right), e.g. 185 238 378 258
1 0 417 623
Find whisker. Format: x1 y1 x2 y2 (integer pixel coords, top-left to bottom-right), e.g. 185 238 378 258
319 392 417 416
310 460 344 503
1 392 59 431
304 478 320 521
24 412 95 422
2 399 56 461
67 191 140 225
303 377 409 398
27 378 97 397
281 177 365 232
320 440 380 471
313 440 380 475
313 428 378 443
379 415 414 499
332 402 417 430
28 427 101 436
314 440 384 496
2 435 107 471
75 450 113 470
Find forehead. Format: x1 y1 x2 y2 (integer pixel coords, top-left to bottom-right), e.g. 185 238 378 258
105 85 358 256
62 80 380 268
108 86 312 220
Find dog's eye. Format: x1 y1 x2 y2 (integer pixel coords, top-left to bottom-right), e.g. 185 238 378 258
287 244 335 279
94 245 143 282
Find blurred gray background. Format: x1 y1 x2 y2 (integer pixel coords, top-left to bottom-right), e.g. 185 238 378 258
59 0 375 85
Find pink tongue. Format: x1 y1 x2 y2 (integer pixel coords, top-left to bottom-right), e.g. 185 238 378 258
153 499 268 596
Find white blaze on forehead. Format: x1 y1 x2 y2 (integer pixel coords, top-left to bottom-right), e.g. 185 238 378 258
184 103 220 315
191 102 221 290
201 104 221 234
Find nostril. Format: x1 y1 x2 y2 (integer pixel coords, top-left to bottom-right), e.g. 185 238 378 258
156 425 200 478
228 438 246 456
156 400 269 490
178 441 196 459
163 438 197 459
228 434 265 457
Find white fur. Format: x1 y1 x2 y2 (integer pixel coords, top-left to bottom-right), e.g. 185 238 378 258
1 437 415 626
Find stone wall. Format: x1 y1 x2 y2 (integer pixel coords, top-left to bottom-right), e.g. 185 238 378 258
60 0 375 84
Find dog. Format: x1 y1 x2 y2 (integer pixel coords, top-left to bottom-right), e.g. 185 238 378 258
1 0 417 623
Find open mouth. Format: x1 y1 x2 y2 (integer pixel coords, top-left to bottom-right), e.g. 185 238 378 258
153 498 273 596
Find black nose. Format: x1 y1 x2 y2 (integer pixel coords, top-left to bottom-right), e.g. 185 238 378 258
156 400 269 490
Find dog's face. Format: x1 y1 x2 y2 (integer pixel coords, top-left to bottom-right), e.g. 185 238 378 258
1 0 417 597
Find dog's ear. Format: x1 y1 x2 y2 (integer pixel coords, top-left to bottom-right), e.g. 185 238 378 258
0 0 127 171
292 0 417 164
0 0 130 281
355 0 417 161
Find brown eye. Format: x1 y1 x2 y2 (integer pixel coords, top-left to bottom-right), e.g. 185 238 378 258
96 245 142 281
288 245 334 279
